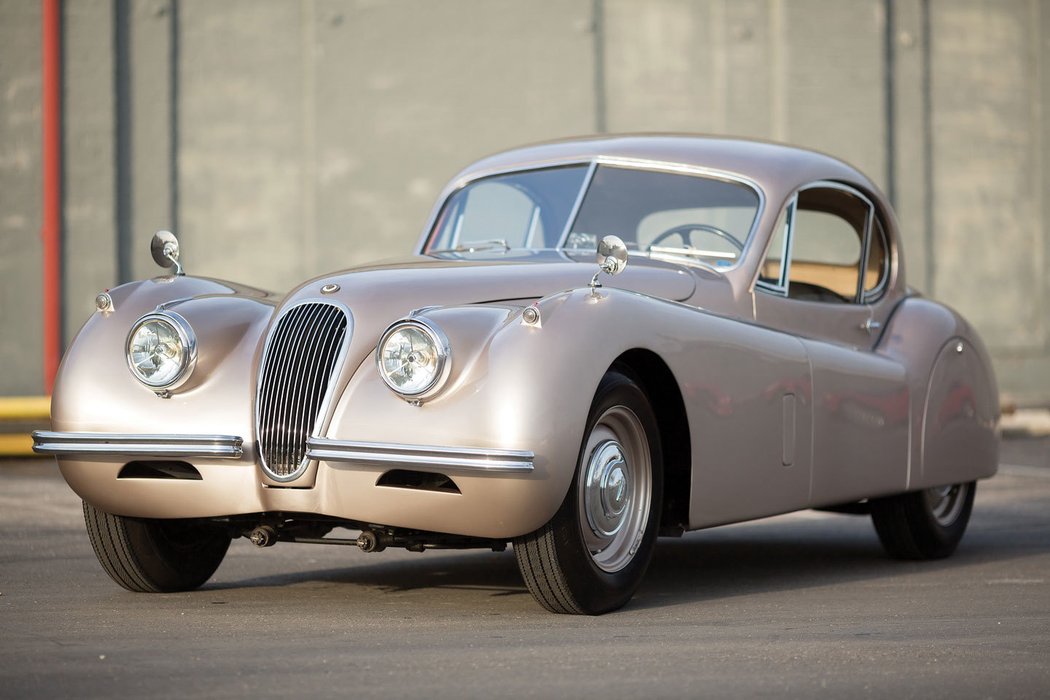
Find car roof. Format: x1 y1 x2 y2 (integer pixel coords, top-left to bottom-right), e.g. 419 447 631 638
450 134 885 206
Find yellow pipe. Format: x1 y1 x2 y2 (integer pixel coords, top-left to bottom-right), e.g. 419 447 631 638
0 434 37 457
0 396 51 421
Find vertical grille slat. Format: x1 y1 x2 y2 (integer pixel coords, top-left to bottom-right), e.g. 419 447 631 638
292 309 342 468
267 307 299 471
281 305 325 469
302 310 346 457
276 305 320 469
256 302 350 481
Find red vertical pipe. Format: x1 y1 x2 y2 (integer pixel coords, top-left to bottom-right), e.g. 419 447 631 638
41 0 61 394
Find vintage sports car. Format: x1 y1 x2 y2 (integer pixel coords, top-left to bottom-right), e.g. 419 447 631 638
34 136 999 614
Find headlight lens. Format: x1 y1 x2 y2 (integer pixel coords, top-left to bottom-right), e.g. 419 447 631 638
126 312 196 390
376 319 450 398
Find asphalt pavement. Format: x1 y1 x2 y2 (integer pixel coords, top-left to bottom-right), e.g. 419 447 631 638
2 438 1048 699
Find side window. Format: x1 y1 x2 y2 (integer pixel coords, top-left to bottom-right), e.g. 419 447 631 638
789 187 867 302
757 183 887 304
758 206 791 288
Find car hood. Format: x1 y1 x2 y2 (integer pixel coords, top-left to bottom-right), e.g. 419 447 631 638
282 251 697 314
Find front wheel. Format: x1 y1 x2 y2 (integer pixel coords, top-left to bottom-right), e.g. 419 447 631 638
869 481 976 560
83 501 232 592
514 371 663 614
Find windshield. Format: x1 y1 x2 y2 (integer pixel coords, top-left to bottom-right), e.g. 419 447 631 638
426 163 760 268
428 166 589 252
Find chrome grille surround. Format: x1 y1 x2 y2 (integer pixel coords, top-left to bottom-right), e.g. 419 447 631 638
256 300 352 482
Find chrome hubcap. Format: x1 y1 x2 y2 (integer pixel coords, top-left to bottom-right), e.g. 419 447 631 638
585 441 630 537
925 483 967 527
579 405 652 573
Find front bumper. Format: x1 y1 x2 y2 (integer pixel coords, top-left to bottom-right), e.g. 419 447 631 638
33 431 544 539
31 431 534 473
32 431 244 459
304 437 534 473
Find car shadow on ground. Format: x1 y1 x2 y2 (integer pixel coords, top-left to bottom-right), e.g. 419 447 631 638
212 500 1048 612
216 546 525 598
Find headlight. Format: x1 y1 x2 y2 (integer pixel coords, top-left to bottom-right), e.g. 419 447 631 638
376 318 450 400
126 311 197 392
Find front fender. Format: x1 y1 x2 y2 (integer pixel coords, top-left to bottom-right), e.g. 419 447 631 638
50 276 276 515
52 276 275 434
326 287 668 536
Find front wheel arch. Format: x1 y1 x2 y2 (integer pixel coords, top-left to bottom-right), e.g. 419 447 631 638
514 370 664 614
612 349 690 536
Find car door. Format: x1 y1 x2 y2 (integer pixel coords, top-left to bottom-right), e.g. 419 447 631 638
752 182 910 506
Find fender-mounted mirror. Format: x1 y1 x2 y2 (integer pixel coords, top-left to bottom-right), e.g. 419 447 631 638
150 230 184 276
590 235 628 289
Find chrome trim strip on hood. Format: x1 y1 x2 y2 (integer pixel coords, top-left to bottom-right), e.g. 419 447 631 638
32 431 244 459
306 437 534 474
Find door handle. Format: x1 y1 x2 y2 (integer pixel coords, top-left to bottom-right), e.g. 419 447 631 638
861 318 881 333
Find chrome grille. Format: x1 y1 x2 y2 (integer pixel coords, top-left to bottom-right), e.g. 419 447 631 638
256 302 349 481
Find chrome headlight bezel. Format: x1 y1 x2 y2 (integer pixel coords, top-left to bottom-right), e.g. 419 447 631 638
375 317 451 401
125 311 198 392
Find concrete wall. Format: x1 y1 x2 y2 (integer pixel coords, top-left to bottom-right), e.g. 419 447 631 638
0 0 44 396
1 0 1047 405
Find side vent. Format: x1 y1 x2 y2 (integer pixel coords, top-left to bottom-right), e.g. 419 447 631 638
376 470 461 494
118 461 202 480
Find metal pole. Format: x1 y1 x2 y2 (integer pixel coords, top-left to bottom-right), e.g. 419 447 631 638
41 0 62 394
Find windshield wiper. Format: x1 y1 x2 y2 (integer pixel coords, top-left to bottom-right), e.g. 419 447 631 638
429 239 510 254
647 245 736 259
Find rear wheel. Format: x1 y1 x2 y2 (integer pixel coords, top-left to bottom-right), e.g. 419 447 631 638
83 500 231 592
514 372 663 614
869 481 975 560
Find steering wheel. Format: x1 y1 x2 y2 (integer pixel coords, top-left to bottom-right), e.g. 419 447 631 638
648 223 745 253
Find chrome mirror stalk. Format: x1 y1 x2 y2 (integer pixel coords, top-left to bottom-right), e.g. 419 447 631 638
589 235 629 290
150 230 184 276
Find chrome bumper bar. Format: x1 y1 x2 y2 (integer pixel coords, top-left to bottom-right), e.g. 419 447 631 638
306 438 535 474
31 431 533 474
31 431 244 459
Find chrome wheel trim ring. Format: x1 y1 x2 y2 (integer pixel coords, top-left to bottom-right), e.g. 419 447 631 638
578 405 652 573
925 483 967 527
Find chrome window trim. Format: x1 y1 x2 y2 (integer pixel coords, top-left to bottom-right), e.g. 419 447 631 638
856 204 876 302
554 160 598 248
861 215 892 303
255 299 354 483
306 437 534 474
755 193 798 298
31 431 243 459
